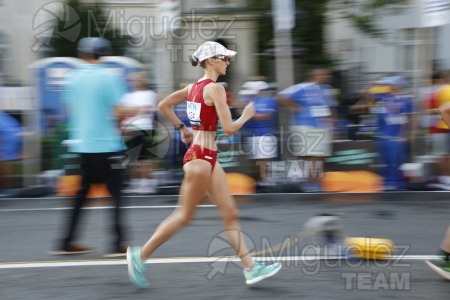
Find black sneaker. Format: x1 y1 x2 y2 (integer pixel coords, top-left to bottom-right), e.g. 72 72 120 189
104 247 127 258
48 244 95 255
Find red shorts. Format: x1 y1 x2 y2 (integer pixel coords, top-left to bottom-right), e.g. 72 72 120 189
183 144 217 171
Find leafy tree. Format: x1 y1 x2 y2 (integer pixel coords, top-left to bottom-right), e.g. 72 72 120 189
246 0 331 78
246 0 411 77
331 0 412 37
48 0 134 58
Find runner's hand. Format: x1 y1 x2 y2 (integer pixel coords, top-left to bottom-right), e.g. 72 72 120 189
242 101 255 121
181 127 192 145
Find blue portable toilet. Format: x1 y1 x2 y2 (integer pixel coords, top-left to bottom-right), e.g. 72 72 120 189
100 56 144 90
30 56 144 135
29 57 84 135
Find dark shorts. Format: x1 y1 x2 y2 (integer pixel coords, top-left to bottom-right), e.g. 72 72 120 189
183 144 217 171
124 129 156 160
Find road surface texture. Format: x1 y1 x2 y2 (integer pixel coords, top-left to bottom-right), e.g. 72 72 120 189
0 192 449 299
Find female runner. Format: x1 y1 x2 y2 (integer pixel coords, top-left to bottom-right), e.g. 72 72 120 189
127 41 282 288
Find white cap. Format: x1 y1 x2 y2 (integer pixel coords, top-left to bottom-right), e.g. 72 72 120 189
192 41 237 63
385 76 407 86
239 81 270 95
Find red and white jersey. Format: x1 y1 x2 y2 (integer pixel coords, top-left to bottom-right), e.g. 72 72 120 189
186 79 218 131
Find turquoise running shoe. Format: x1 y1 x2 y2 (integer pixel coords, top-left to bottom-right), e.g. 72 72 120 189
243 262 282 285
126 247 150 288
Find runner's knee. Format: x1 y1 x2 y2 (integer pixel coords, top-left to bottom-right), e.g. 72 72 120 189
223 206 239 224
178 212 195 226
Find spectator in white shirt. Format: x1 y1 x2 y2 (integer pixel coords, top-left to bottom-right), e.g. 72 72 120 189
119 72 158 194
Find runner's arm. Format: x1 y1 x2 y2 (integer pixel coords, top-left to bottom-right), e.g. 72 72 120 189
207 84 254 136
158 84 191 127
439 102 450 127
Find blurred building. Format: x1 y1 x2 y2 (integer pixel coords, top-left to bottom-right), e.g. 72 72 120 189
0 1 39 85
0 0 257 96
325 0 450 99
0 0 259 183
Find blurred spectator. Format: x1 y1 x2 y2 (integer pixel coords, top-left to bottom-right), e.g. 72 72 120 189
373 76 414 191
242 81 279 183
119 71 158 194
348 90 377 140
237 78 268 145
278 69 335 192
238 76 270 104
317 68 339 135
349 79 391 140
217 82 234 107
50 37 129 257
420 72 443 135
0 111 22 194
369 78 392 100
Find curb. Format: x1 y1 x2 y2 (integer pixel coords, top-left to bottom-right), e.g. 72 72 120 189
1 190 450 204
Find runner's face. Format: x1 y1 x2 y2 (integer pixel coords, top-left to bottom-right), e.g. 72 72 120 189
212 56 230 75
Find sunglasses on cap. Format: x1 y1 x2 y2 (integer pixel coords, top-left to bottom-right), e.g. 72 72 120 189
212 55 230 63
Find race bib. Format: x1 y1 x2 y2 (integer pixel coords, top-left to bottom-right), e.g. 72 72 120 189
386 115 407 125
310 106 331 118
187 101 202 126
369 106 387 114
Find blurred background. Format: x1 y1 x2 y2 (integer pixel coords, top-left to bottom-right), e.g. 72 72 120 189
1 0 450 196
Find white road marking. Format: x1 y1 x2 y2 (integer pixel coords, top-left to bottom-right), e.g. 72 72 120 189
0 195 183 201
0 255 441 269
0 205 216 213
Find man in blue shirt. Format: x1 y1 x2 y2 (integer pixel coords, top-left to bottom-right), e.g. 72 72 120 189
373 76 414 190
278 69 334 192
50 38 129 257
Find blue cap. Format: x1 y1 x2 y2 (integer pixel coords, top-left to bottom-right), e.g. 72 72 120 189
77 37 112 56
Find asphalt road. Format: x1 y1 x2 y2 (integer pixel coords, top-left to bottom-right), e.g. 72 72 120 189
0 192 449 300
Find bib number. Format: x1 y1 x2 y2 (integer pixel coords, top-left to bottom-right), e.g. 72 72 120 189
310 106 331 118
187 102 202 126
